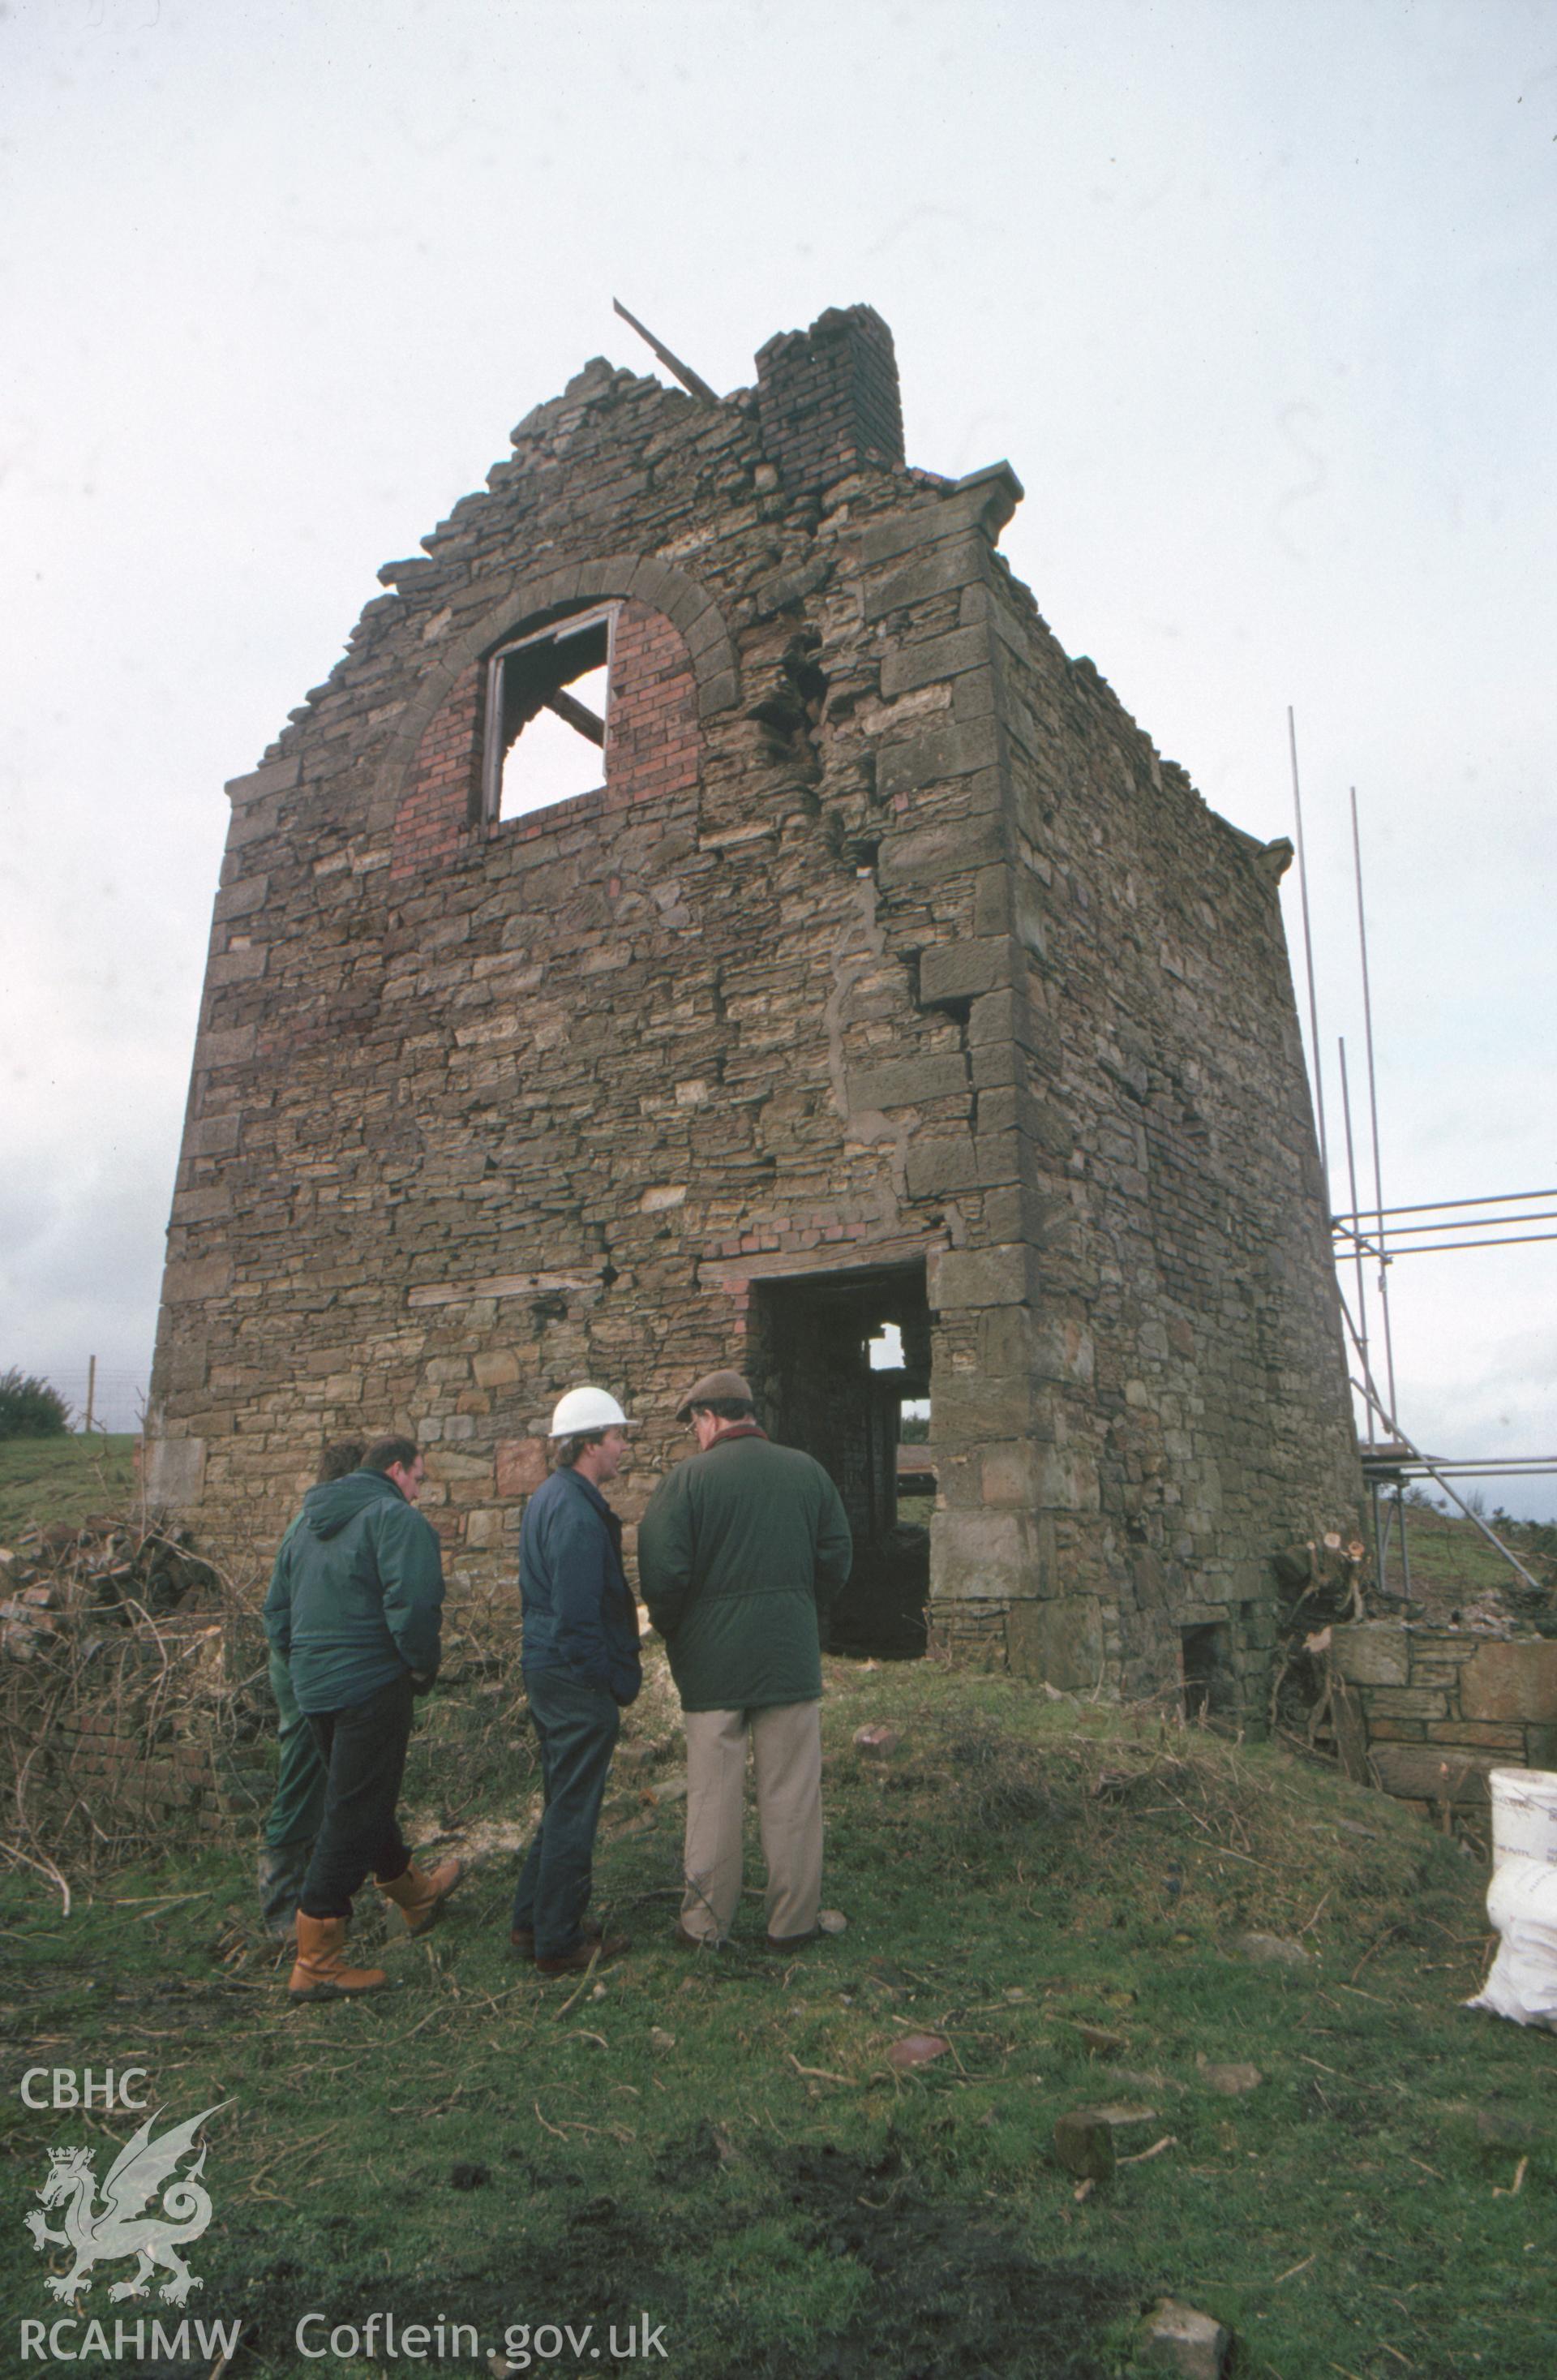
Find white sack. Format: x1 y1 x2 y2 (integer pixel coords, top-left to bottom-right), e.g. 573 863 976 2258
1466 1854 1557 2030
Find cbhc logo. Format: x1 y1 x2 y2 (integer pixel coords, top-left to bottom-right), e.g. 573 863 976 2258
19 2070 150 2110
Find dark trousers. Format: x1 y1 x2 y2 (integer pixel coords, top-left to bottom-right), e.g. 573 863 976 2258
511 1669 620 1959
298 1672 415 1920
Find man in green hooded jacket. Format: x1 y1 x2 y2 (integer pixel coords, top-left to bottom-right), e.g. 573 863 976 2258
257 1437 363 1942
264 1435 461 2000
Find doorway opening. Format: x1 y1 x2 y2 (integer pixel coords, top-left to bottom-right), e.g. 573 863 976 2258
1180 1622 1236 1722
747 1258 932 1658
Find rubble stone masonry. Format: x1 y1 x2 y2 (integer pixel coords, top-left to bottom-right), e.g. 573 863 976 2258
147 304 1362 1716
1329 1621 1557 1812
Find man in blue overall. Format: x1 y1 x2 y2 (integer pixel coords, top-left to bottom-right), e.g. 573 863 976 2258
511 1387 641 1975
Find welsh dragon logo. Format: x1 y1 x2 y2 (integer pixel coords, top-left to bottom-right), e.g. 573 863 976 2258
25 2103 225 2307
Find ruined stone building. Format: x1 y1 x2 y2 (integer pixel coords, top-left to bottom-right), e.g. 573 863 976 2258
146 304 1362 1713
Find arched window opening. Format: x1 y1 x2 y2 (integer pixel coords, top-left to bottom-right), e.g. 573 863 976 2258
484 607 616 825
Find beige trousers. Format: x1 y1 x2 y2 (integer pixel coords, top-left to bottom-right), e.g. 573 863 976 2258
680 1700 822 1945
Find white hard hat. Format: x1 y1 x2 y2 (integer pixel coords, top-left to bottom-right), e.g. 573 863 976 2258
547 1385 635 1437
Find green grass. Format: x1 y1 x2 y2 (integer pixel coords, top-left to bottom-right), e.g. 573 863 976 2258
3 1659 1551 2379
1375 1500 1557 1634
0 1433 139 1546
1391 1503 1531 1603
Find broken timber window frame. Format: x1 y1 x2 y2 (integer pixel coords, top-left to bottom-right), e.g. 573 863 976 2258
482 603 620 826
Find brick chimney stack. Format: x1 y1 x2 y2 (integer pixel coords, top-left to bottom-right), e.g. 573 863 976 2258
753 304 906 500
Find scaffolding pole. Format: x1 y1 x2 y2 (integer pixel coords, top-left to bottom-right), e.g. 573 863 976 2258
1348 1369 1546 1596
1350 786 1397 1422
1287 708 1330 1195
1332 1185 1557 1223
1337 1038 1373 1445
1289 722 1549 1550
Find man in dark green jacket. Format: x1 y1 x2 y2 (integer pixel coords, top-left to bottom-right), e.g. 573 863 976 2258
258 1437 363 1943
264 1436 461 2001
637 1369 851 1952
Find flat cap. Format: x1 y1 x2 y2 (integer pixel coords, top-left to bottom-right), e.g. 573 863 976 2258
676 1368 754 1420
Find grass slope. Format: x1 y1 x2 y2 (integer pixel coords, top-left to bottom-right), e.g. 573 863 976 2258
0 1434 140 1545
1373 1501 1556 1631
3 1660 1551 2380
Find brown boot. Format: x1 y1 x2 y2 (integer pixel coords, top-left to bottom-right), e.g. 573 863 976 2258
378 1856 464 1937
287 1914 388 2003
534 1931 629 1976
511 1914 602 1959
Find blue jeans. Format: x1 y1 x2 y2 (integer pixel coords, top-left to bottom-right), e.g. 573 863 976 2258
512 1669 620 1959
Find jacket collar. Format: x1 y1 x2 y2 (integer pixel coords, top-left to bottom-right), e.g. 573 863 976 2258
560 1465 611 1516
707 1422 768 1447
559 1463 624 1559
302 1467 403 1539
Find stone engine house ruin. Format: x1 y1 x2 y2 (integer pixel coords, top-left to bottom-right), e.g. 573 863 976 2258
146 303 1362 1711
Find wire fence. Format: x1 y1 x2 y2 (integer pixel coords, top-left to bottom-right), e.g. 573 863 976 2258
47 1368 148 1436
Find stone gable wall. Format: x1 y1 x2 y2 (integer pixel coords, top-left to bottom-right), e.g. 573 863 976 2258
147 308 1361 1716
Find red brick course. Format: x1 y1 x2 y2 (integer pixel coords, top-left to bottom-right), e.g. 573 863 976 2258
392 664 484 879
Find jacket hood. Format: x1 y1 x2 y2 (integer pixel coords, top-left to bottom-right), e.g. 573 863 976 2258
302 1470 402 1540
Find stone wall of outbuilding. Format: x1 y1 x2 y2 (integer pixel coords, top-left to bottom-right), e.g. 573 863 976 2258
1328 1621 1557 1813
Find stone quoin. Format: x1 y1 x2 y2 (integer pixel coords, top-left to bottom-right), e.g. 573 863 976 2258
145 303 1361 1712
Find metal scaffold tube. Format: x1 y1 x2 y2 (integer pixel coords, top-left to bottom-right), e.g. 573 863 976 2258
1287 708 1330 1194
1293 719 1550 1551
1348 1369 1546 1597
1350 787 1397 1423
1338 1037 1373 1446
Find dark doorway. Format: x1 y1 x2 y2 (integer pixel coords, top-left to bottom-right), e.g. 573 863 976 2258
747 1259 932 1658
1181 1622 1235 1721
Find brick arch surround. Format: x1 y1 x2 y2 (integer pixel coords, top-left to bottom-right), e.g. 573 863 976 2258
374 554 740 860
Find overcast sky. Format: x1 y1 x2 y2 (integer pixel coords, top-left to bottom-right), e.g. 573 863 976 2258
2 0 1553 1513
